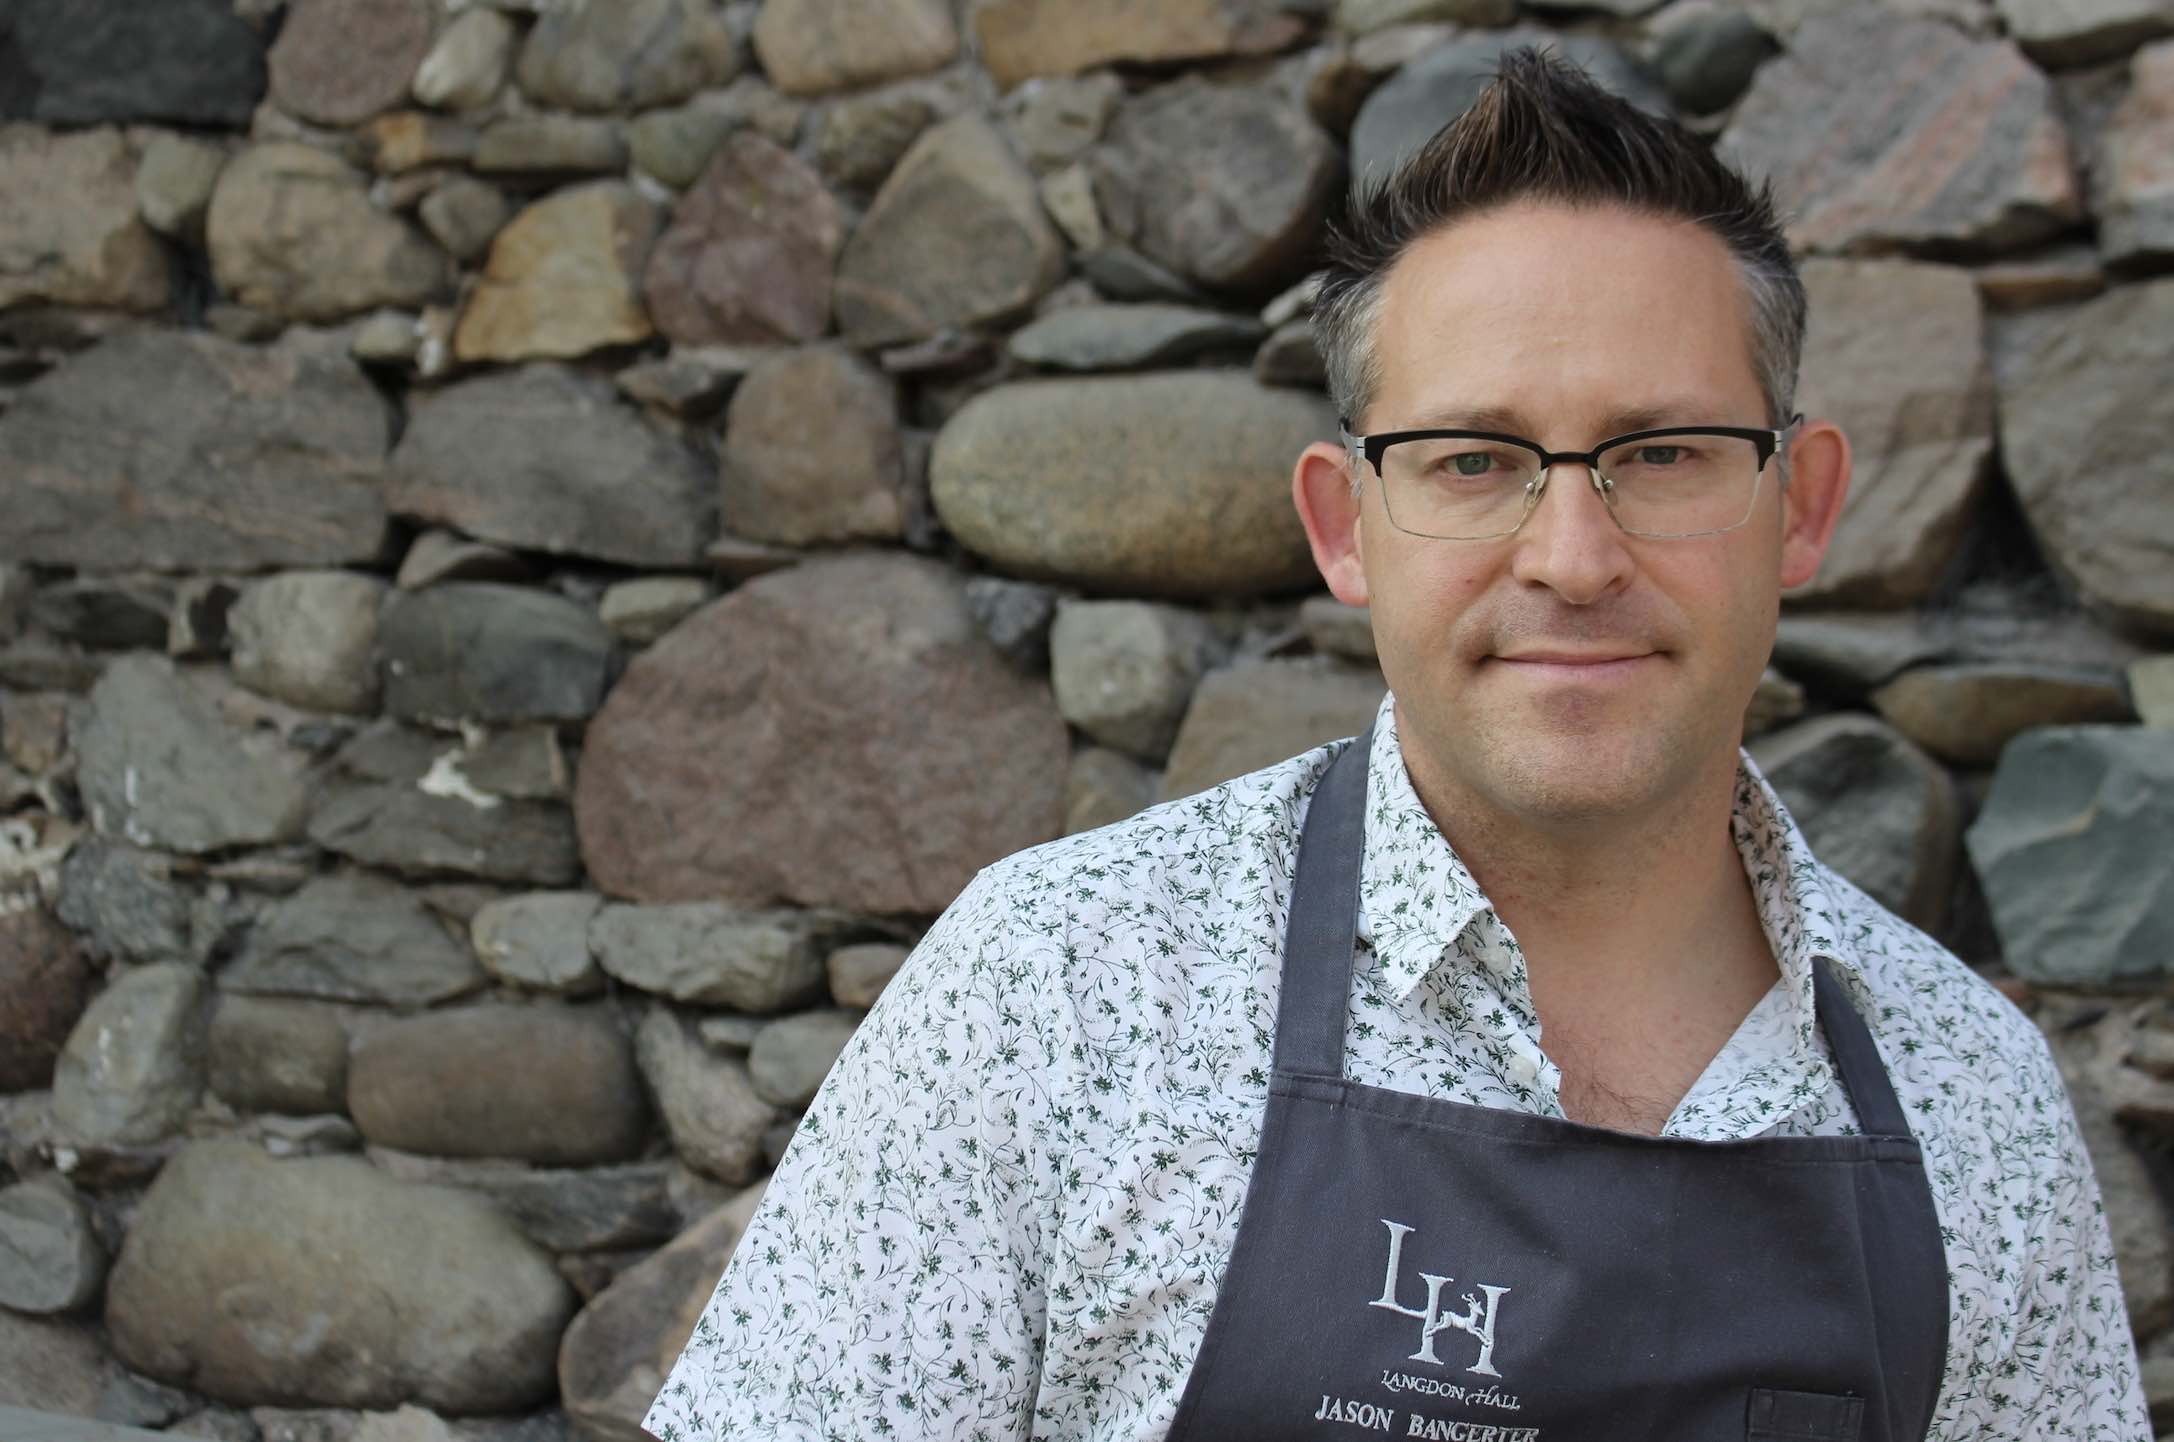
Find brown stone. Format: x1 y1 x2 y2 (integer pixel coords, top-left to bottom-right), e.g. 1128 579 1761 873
834 113 1065 348
1786 259 1994 607
268 0 435 127
1720 4 2080 254
975 0 1310 90
453 182 660 364
576 553 1068 913
0 898 95 1093
752 0 958 96
2098 40 2174 270
206 144 449 322
1995 0 2173 66
206 996 350 1116
1871 663 2135 765
1093 78 1339 296
358 113 477 174
1974 244 2107 311
515 0 738 112
473 114 628 175
1160 658 1385 801
557 1183 766 1442
348 1004 649 1166
1066 746 1157 834
719 344 904 546
642 132 844 348
1992 280 2174 635
0 126 169 313
0 330 390 573
827 941 909 1008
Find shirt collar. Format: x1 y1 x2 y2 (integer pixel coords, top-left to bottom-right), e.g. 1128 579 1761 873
1354 691 1865 1011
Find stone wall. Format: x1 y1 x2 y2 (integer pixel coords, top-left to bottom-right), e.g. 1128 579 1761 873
2 0 2173 1436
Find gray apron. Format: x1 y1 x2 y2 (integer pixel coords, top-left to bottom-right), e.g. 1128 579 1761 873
1167 729 1948 1441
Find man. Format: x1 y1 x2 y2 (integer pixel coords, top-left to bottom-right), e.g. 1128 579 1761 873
645 51 2146 1441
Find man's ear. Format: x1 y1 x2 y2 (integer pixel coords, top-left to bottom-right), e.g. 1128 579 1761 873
1293 440 1370 607
1778 419 1851 590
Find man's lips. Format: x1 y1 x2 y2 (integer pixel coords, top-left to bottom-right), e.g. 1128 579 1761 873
1485 650 1661 681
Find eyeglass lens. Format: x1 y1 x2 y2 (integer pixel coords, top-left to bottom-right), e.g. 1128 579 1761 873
1375 433 1765 540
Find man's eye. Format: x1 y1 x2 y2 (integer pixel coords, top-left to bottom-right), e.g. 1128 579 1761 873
1443 452 1497 476
1635 445 1685 465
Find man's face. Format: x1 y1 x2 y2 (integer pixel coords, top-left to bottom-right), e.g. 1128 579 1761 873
1312 199 1844 832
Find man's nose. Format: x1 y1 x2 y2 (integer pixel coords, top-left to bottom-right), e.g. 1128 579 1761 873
1507 460 1637 605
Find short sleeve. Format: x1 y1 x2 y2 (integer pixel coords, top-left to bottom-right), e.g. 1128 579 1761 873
643 867 1066 1442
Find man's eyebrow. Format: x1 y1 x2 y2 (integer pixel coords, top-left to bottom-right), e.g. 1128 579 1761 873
1384 401 1732 437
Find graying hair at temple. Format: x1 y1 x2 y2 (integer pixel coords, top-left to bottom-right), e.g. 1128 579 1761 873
1310 47 1807 462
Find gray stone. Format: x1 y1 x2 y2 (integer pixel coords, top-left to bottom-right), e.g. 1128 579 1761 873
52 962 205 1148
1253 318 1326 388
1337 0 1516 31
416 178 510 263
1001 72 1120 175
634 1011 776 1185
0 0 265 127
1351 30 1669 187
1081 245 1202 304
1996 0 2173 66
379 583 616 726
391 365 712 568
222 873 485 1007
973 0 1307 90
228 571 386 715
613 347 761 419
0 1174 106 1314
1872 664 2135 765
1648 1 1777 113
414 9 515 110
1788 259 1994 608
576 555 1069 914
2098 40 2174 270
1973 243 2108 311
207 144 449 323
395 531 531 592
697 1014 766 1054
206 996 350 1116
627 102 735 189
0 892 96 1093
1 690 71 774
589 903 855 1012
459 726 570 801
1039 162 1105 250
1744 667 1807 740
0 636 103 693
349 1005 649 1166
719 345 904 546
0 127 169 313
472 892 605 996
1093 79 1340 296
1300 596 1377 662
516 0 736 112
752 0 958 95
106 1140 574 1411
1008 303 1266 372
55 841 191 966
1772 612 1950 693
0 1310 107 1414
2132 656 2174 726
1160 658 1387 801
556 1183 766 1442
1993 282 2174 635
350 310 423 366
1049 599 1223 762
835 113 1065 348
1750 714 1959 933
267 0 434 127
453 183 656 362
1967 726 2174 984
1719 4 2080 254
368 1151 678 1254
306 778 581 887
473 115 629 175
599 578 709 646
77 656 308 855
963 576 1061 671
747 1008 860 1110
930 372 1334 598
135 133 228 240
168 577 240 661
25 577 171 650
815 86 940 194
98 1363 199 1428
2046 1018 2174 1336
827 941 908 1009
644 133 844 348
0 330 391 574
1066 746 1158 834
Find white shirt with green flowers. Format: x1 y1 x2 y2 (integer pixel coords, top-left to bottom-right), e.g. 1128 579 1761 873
644 691 2147 1441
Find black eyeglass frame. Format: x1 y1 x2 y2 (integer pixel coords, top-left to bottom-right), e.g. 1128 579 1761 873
1339 413 1805 541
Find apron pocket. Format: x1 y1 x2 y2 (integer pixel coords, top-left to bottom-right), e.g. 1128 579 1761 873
1745 1387 1865 1441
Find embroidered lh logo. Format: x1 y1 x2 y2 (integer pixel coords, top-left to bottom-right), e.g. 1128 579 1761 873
1369 1219 1511 1377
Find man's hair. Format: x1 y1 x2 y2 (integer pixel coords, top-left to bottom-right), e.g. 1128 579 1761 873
1312 47 1804 439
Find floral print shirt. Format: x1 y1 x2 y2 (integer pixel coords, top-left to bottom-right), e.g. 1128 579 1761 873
645 692 2148 1441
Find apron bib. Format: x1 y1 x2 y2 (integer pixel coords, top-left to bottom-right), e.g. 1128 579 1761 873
1167 729 1947 1442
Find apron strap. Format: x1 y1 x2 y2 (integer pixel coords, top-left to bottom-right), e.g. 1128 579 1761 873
1271 727 1373 1081
1272 725 1920 1145
1809 956 1915 1140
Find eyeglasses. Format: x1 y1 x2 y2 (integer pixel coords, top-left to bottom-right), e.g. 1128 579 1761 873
1341 415 1803 541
